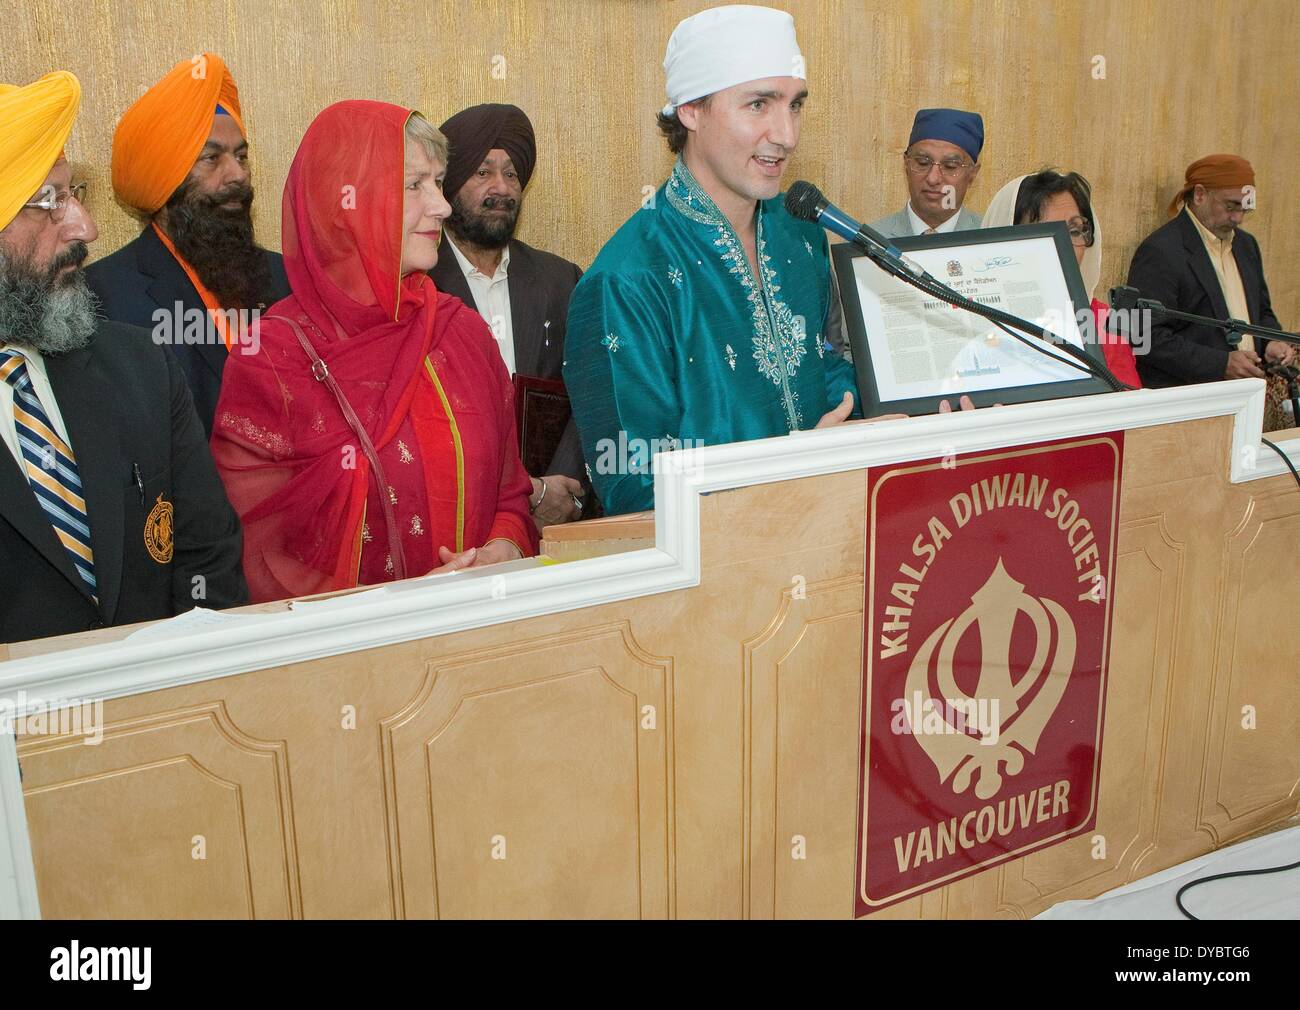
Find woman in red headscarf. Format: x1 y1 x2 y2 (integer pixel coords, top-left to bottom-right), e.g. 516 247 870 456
210 101 537 603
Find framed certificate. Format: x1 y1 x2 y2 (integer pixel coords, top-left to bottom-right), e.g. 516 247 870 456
832 222 1114 416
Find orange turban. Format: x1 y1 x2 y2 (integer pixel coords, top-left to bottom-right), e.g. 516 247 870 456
0 71 81 231
1168 154 1255 217
112 53 245 214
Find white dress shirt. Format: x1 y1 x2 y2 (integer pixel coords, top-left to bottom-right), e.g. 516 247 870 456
0 343 74 469
906 202 962 236
446 236 516 375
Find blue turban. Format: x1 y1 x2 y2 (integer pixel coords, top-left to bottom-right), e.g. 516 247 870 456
908 108 985 162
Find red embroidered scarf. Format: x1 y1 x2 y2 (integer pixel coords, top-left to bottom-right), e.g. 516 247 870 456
211 100 535 602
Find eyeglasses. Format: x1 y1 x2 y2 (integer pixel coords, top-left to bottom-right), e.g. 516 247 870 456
1064 218 1095 248
23 182 88 223
1210 194 1253 216
904 153 973 179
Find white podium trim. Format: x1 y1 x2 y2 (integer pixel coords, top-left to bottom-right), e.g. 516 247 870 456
0 732 39 919
0 378 1292 919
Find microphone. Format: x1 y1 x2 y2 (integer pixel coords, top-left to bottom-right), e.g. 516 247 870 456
1108 285 1145 313
785 181 927 279
1107 285 1138 312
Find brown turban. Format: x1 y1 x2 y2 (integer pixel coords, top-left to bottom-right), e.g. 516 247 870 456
439 103 536 200
1168 154 1255 217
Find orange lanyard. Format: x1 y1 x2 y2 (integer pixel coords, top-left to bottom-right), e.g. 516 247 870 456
151 221 236 352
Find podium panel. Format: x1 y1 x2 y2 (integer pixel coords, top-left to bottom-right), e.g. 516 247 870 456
2 385 1298 919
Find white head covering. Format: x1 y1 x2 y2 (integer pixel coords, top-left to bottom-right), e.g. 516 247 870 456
983 173 1103 300
662 4 805 118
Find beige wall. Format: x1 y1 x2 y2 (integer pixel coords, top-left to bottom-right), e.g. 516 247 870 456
2 0 1297 321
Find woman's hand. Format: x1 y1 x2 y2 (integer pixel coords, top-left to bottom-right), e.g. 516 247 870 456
429 545 478 574
427 540 521 575
469 539 523 568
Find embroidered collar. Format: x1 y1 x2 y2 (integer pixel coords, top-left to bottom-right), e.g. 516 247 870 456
665 157 766 230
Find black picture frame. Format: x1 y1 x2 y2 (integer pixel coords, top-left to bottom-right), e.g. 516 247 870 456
832 222 1113 417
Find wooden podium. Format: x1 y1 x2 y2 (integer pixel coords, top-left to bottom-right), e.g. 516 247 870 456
2 380 1297 919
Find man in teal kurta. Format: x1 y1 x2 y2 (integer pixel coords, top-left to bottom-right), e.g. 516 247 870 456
564 4 859 514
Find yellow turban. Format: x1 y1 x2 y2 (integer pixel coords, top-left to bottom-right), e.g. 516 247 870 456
0 71 81 232
112 53 246 214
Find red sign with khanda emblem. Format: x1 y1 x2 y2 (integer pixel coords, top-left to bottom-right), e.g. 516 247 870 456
856 435 1123 914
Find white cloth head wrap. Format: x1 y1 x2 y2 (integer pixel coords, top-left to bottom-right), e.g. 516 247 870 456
662 5 805 118
983 173 1103 300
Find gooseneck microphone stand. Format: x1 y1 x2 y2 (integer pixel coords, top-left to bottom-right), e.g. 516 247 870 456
1109 285 1300 432
1107 285 1300 358
1106 287 1300 489
1107 283 1300 358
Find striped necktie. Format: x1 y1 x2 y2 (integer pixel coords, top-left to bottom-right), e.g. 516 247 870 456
0 349 97 599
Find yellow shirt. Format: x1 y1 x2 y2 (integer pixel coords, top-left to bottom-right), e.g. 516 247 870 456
1187 209 1251 324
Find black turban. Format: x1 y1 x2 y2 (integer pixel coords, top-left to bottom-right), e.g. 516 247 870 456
439 103 537 200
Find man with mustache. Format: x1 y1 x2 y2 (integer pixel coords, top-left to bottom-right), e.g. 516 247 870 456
1125 154 1296 388
0 71 247 644
429 103 588 529
85 54 289 437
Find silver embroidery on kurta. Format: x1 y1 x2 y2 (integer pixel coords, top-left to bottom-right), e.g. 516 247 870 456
665 159 808 428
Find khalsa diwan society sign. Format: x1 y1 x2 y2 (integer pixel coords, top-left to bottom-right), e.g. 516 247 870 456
856 435 1122 914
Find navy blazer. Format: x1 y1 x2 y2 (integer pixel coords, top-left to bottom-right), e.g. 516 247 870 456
85 226 289 437
0 321 247 644
1125 209 1281 388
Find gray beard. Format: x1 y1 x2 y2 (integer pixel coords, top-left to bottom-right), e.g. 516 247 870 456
0 251 98 356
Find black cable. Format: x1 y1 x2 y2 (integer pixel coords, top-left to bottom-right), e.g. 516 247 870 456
1260 437 1300 491
1174 854 1300 920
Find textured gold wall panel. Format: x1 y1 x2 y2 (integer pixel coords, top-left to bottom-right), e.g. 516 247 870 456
1 0 1297 323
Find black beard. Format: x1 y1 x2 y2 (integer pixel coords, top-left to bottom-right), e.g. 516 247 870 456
446 192 520 250
163 178 276 310
0 241 97 355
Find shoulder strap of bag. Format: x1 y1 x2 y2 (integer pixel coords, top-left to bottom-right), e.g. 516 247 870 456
267 314 408 582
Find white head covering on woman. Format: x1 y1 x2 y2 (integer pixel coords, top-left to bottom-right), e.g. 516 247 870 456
661 4 805 117
982 173 1103 302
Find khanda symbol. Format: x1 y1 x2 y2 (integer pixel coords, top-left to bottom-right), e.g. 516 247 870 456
905 559 1076 800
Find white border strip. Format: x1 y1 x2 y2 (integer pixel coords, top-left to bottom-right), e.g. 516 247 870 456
0 732 40 919
0 378 1292 920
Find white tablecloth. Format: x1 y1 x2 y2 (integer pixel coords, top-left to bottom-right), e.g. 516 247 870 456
1037 825 1300 919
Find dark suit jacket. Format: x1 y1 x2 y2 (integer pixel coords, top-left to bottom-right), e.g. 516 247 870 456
85 226 289 438
428 235 585 481
0 321 247 644
1125 209 1281 388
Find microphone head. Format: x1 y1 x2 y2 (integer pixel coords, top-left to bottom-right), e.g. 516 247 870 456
784 181 826 222
1109 285 1141 312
